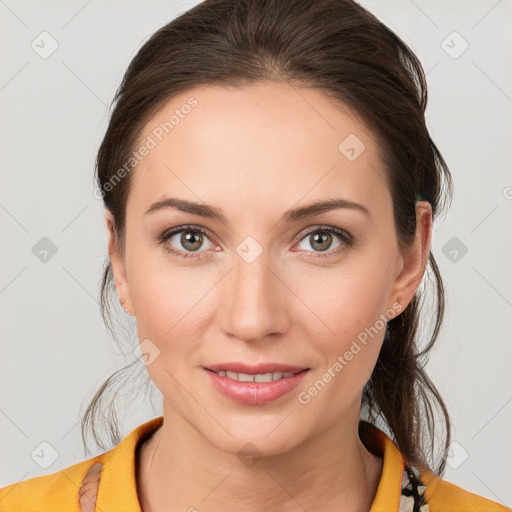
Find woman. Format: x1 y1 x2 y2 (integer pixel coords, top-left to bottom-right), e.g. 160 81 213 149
1 0 509 511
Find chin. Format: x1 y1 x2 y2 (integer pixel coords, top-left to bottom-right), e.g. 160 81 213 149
197 418 306 459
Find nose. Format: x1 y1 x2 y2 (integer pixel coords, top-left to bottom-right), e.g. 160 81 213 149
218 246 290 343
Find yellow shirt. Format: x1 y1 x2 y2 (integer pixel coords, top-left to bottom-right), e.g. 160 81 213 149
0 416 509 511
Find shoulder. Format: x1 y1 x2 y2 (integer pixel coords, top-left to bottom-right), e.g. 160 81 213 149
0 455 106 511
417 466 511 512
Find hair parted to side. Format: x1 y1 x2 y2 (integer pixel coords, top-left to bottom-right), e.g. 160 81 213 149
83 0 454 477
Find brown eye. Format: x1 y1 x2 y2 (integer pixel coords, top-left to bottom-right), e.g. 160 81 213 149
180 230 204 252
295 226 352 258
309 231 333 252
158 225 216 259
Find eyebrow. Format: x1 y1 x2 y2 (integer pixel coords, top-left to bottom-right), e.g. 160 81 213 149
144 196 371 223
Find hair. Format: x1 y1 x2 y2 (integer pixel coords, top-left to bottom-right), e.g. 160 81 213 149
82 0 454 477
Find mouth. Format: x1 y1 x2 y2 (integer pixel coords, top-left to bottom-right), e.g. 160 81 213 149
203 365 311 405
204 362 310 382
204 367 309 383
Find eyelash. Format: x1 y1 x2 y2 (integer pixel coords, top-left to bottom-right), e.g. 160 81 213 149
156 224 352 260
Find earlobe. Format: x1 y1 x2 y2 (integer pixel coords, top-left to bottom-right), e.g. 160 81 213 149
119 297 134 316
388 201 432 313
416 201 433 275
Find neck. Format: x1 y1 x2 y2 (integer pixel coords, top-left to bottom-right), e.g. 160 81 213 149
136 404 383 512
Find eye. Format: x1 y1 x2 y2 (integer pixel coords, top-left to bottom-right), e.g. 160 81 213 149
294 226 352 258
157 225 218 259
156 224 352 260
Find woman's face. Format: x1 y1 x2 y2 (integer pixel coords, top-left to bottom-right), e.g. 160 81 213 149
107 80 430 456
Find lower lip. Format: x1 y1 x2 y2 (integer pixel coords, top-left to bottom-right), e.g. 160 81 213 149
204 368 309 405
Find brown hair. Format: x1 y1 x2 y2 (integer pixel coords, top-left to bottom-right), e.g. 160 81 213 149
83 0 453 477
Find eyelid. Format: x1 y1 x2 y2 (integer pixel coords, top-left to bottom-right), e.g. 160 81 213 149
295 224 352 243
158 224 216 241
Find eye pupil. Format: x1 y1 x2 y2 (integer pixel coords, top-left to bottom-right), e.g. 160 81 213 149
311 231 332 252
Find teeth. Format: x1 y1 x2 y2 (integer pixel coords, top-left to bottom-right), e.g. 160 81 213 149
216 371 296 382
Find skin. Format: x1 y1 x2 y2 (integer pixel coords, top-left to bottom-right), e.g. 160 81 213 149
103 80 432 512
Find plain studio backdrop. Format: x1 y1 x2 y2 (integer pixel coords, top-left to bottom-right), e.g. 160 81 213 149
0 0 511 506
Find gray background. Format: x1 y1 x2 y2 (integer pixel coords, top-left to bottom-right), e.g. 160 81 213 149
1 0 511 507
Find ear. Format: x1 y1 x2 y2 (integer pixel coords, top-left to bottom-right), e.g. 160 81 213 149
387 201 432 316
105 209 134 316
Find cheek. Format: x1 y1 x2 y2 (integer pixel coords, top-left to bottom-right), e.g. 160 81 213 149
128 264 213 400
128 245 217 338
291 259 393 350
294 273 388 415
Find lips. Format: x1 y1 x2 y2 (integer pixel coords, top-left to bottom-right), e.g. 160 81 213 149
204 366 310 405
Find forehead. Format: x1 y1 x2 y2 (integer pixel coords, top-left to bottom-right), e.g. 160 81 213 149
127 80 389 219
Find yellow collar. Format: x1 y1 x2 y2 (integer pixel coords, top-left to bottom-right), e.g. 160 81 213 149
359 420 407 511
3 415 507 510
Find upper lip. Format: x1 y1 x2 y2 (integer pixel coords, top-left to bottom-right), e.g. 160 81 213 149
205 362 309 374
